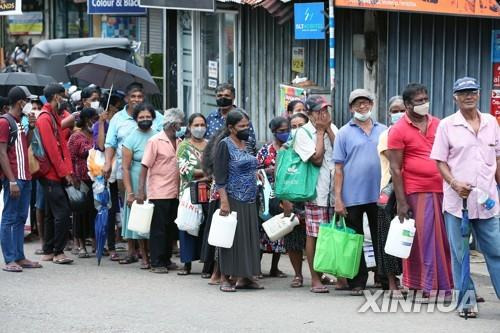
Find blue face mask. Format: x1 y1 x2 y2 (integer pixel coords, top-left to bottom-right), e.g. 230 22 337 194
390 112 404 124
176 126 186 138
275 131 290 143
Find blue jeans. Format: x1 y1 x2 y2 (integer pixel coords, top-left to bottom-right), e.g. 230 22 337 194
444 212 500 308
1 179 32 264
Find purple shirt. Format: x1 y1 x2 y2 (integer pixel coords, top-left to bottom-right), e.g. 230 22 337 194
92 121 109 151
430 110 500 219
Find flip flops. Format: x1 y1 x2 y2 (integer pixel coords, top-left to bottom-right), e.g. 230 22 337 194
220 282 236 292
235 282 264 290
17 260 42 269
53 257 74 264
269 270 287 278
310 285 329 293
290 276 304 288
3 264 23 272
150 267 168 274
119 255 138 264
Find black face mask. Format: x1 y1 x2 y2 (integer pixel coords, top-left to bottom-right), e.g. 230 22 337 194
138 120 153 130
216 97 233 108
236 128 250 141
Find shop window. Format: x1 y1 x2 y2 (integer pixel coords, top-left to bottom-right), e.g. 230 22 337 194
54 0 89 39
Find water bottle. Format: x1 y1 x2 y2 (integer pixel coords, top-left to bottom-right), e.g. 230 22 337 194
474 188 495 210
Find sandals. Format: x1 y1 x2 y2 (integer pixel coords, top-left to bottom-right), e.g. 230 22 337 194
458 310 478 319
350 288 365 296
119 255 138 265
320 274 335 285
290 276 304 288
34 249 44 255
201 273 212 279
177 269 191 276
310 285 329 293
110 253 121 261
3 263 23 272
166 262 179 271
77 249 90 259
53 256 74 264
17 260 42 269
150 267 168 274
140 262 151 270
220 282 236 292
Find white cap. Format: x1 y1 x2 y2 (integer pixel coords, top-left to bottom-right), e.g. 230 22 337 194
70 90 81 103
349 89 374 105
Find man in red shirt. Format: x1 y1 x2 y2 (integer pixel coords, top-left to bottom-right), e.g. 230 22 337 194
388 83 453 301
36 83 75 265
0 86 42 272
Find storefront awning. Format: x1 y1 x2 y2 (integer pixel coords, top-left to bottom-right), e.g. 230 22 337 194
218 0 293 24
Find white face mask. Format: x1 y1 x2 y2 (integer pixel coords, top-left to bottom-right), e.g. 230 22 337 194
90 101 100 110
22 101 32 116
354 110 371 122
191 127 206 139
291 128 298 137
413 102 429 116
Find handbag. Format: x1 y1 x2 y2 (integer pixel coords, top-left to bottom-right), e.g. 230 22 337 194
175 189 203 236
189 180 210 204
313 215 364 279
274 128 320 202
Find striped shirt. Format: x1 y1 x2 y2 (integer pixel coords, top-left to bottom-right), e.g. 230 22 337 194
0 114 31 180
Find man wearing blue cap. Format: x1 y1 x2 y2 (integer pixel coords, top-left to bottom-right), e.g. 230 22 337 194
431 77 500 318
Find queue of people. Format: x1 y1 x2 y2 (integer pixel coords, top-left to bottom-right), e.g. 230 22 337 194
0 78 499 318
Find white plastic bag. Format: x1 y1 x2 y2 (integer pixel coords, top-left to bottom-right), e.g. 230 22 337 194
175 190 203 236
208 209 238 248
128 200 155 234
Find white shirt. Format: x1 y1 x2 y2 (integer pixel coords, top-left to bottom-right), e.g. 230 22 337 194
293 121 338 207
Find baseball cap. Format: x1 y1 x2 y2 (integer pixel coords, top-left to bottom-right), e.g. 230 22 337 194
305 95 331 112
7 86 36 105
453 77 480 93
349 89 374 105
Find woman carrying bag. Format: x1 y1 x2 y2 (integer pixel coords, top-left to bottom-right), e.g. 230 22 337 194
213 110 262 292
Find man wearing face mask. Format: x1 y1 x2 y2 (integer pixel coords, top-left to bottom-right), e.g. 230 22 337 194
36 83 75 265
292 95 338 293
388 83 453 302
333 89 387 295
0 86 42 272
205 83 256 154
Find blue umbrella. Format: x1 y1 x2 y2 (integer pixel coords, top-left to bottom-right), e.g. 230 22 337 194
93 176 110 266
457 198 475 319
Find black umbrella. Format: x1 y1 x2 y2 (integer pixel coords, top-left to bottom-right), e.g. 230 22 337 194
65 53 160 95
0 72 56 96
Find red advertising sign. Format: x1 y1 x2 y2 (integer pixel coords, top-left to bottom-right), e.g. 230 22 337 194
490 89 500 125
493 63 500 88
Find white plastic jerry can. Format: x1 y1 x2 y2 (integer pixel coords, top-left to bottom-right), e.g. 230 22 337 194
384 216 416 259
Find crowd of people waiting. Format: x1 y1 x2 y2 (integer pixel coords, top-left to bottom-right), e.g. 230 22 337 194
0 77 499 318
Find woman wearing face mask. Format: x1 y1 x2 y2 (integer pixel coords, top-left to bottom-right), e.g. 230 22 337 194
176 113 208 275
68 108 99 258
375 96 406 297
256 117 290 278
120 103 159 268
214 110 262 292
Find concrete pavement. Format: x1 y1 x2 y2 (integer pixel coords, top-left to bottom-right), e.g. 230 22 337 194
0 241 499 333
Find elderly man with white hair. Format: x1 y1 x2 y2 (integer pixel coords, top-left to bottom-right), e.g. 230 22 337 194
137 108 184 273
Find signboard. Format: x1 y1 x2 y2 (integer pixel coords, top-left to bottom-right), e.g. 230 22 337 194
292 47 305 73
0 0 22 16
87 0 146 15
279 84 306 114
490 90 500 125
336 0 500 18
294 2 325 40
208 60 218 79
8 12 43 35
139 0 215 12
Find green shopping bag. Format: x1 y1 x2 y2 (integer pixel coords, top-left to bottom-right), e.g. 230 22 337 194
274 128 320 201
332 216 364 279
313 215 364 279
313 221 337 275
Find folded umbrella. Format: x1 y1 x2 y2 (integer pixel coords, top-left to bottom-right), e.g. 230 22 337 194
457 198 475 319
65 53 159 94
93 175 110 266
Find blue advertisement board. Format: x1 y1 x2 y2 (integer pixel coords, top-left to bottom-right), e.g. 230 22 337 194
294 2 325 40
88 0 146 15
492 30 500 63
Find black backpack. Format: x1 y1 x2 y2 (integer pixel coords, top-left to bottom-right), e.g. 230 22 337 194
0 113 18 147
